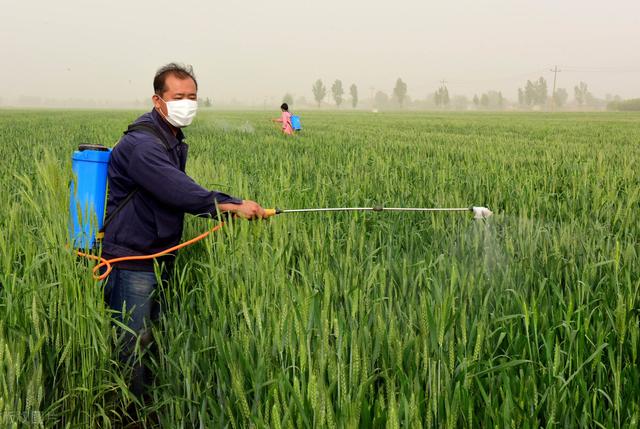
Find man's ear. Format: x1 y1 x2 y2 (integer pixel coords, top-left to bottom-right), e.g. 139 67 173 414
152 94 163 110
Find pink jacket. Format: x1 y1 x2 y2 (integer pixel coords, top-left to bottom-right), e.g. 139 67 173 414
275 111 293 135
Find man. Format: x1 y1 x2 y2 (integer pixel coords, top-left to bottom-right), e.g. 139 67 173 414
102 63 266 399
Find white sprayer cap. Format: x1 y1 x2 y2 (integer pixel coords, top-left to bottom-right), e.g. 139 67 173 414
472 206 493 219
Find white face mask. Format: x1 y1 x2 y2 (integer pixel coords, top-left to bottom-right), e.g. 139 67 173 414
158 97 198 128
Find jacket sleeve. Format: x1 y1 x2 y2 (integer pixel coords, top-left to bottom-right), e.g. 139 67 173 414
127 139 242 216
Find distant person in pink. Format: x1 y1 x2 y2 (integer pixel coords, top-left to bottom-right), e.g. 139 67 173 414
272 103 293 135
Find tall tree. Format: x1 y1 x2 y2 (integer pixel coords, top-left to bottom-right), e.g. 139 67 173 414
441 86 450 106
473 94 480 107
282 93 293 106
331 79 344 108
524 80 535 105
312 79 327 107
521 77 547 106
518 88 524 106
393 78 408 107
374 91 389 109
553 88 568 107
434 86 449 107
349 84 358 109
535 77 548 105
574 81 590 106
480 93 489 108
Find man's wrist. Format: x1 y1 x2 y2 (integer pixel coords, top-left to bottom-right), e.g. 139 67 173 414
217 201 243 212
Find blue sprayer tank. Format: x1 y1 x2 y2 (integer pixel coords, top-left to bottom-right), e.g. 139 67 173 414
70 144 111 249
291 115 302 131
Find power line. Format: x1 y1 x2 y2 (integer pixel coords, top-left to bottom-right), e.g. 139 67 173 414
561 66 640 73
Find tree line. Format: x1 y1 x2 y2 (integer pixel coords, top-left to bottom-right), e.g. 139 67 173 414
282 78 409 109
276 77 626 111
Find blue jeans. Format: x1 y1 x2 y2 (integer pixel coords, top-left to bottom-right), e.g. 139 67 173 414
104 268 164 399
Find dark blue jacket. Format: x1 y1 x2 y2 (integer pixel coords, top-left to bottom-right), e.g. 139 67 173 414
102 109 241 270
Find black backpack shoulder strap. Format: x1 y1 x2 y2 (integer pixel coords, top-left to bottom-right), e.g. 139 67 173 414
99 188 138 236
125 122 173 151
99 123 173 236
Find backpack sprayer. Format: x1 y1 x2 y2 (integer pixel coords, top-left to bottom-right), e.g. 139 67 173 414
70 144 111 249
291 115 302 131
70 145 492 280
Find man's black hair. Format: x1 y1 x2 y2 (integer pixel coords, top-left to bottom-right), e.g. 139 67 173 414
281 103 289 111
153 63 198 95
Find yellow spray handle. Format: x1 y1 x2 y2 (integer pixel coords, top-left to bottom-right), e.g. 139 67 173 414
230 208 280 220
264 208 282 217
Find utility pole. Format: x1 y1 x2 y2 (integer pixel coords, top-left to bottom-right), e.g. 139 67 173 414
550 65 561 110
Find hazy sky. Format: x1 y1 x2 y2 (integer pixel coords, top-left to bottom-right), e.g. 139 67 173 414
1 0 639 104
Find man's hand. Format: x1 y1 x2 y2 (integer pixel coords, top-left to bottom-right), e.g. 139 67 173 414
218 200 267 220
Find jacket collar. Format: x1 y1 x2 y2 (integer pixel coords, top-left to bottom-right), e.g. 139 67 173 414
150 108 185 148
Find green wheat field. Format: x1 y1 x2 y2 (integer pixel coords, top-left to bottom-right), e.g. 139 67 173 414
0 109 638 428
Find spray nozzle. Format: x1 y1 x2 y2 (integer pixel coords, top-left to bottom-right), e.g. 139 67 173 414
472 206 493 219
